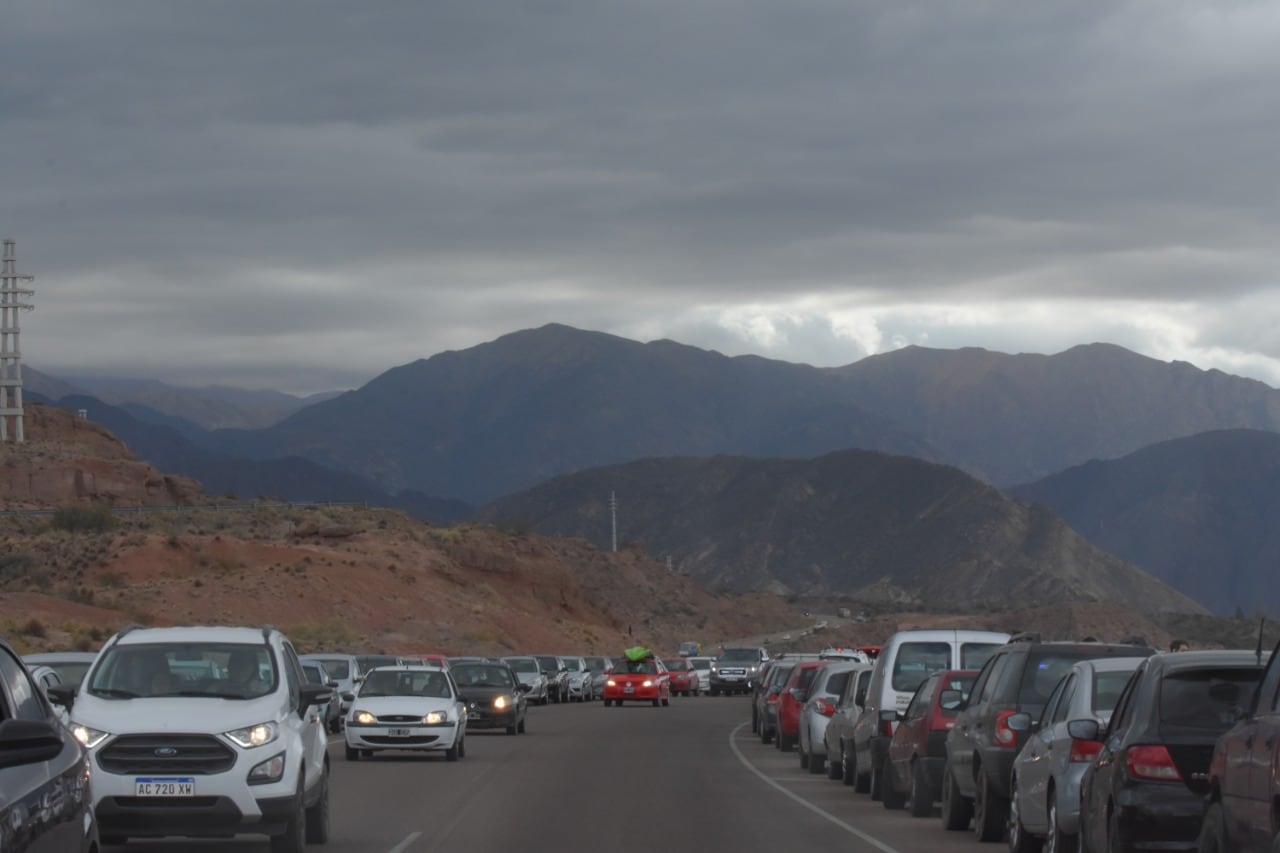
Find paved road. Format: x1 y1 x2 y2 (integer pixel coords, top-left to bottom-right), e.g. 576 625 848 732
107 697 995 853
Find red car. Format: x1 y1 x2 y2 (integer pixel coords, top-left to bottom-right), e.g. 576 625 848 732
663 658 699 697
883 668 977 815
775 660 828 751
604 656 670 707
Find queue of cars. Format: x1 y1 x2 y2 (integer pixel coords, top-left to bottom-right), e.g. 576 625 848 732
737 628 1280 853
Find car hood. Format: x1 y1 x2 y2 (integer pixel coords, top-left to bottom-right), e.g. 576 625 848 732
71 693 286 735
349 696 458 715
456 686 515 702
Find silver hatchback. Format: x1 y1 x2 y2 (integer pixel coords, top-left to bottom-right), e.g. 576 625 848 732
1007 656 1151 853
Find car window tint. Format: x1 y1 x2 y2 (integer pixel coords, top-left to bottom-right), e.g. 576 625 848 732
797 666 822 691
825 670 852 699
1041 672 1071 725
904 673 935 720
976 653 1009 704
313 659 351 679
1092 671 1132 715
961 643 1002 670
892 642 951 693
1019 654 1091 709
0 649 47 722
1158 668 1264 731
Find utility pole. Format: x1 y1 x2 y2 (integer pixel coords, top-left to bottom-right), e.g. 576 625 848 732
0 239 35 443
610 491 618 553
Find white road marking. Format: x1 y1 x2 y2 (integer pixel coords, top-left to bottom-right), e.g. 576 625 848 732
729 721 901 853
387 831 423 853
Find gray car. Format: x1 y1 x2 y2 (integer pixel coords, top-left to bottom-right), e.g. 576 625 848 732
824 663 875 785
798 661 872 775
1007 656 1150 853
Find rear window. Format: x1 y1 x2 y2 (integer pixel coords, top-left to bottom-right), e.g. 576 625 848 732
1159 667 1264 731
1018 654 1090 708
311 659 350 679
1091 671 1132 714
892 642 951 693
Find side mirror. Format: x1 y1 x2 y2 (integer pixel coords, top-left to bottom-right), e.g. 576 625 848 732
1066 718 1101 741
517 683 532 693
300 684 333 715
341 691 355 703
46 684 77 710
1006 712 1032 733
0 719 65 769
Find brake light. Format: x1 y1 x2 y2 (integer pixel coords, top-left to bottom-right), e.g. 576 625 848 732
767 694 780 705
1069 738 1102 763
994 710 1018 747
816 699 836 717
881 717 894 738
1125 745 1182 781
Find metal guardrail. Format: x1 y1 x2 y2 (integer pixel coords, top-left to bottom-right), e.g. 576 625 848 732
0 501 368 518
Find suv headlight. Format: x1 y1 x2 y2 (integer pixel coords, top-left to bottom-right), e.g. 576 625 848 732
224 721 279 749
72 725 110 749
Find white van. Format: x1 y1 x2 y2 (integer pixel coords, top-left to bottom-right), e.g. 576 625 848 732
850 628 1009 800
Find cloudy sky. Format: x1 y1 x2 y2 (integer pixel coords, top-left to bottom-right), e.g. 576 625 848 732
6 1 1280 394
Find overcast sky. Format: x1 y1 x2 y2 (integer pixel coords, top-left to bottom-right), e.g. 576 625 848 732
6 1 1280 394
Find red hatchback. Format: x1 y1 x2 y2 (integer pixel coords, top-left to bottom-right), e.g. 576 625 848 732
662 658 699 697
604 656 670 707
775 661 828 752
883 669 978 816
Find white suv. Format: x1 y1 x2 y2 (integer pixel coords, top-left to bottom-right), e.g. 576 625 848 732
48 625 333 852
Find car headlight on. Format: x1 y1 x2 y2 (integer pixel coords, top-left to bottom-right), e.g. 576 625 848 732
424 710 449 725
606 678 617 687
352 710 377 726
223 721 279 749
72 725 110 749
494 695 508 710
643 680 654 688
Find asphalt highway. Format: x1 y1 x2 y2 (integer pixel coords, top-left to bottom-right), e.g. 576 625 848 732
107 696 995 853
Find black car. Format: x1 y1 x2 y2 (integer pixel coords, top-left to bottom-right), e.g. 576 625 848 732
0 636 100 852
942 635 1155 841
450 661 529 735
1077 650 1268 853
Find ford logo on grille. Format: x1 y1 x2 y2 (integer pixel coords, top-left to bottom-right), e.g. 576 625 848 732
154 747 179 757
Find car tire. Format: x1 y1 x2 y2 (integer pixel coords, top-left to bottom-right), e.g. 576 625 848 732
826 749 842 780
974 765 1008 843
799 745 810 770
841 743 855 786
778 732 793 752
662 697 669 706
761 725 773 745
870 753 884 801
809 752 826 775
1008 775 1042 853
305 764 330 844
270 775 306 853
854 749 871 793
941 762 973 831
344 745 359 762
1046 790 1077 853
910 759 932 817
751 710 759 733
458 735 466 759
652 698 660 707
506 720 518 735
445 740 460 762
518 715 526 733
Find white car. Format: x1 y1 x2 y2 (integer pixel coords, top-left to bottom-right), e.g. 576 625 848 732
49 625 332 852
688 657 714 694
344 666 467 761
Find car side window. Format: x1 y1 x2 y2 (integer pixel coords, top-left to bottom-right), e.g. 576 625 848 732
0 648 48 722
904 675 934 721
281 643 303 711
1039 672 1068 727
975 653 1009 705
1105 665 1143 736
1052 674 1078 724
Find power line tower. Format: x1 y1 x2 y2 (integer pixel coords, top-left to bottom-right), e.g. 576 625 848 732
0 239 34 443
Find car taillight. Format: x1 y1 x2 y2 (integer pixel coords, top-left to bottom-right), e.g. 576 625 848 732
1125 745 1182 781
1069 738 1102 763
881 717 894 738
816 699 836 717
994 710 1018 747
767 694 780 705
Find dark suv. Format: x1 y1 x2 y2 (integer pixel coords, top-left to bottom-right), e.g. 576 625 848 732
941 634 1154 841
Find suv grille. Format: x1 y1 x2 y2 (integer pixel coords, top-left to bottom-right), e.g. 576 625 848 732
99 734 236 775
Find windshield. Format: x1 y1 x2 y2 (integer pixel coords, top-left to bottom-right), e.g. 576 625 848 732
359 669 453 698
452 664 515 688
689 658 712 670
560 658 583 671
584 657 608 672
88 642 276 700
356 655 399 675
664 659 689 671
617 659 659 675
719 649 760 663
534 656 560 672
309 659 351 679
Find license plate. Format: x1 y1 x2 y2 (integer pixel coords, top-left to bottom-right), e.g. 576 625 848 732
388 728 412 737
623 686 635 693
135 777 195 797
467 712 480 721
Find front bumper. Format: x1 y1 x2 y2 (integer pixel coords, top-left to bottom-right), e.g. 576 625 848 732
346 722 460 751
464 704 518 730
605 685 661 701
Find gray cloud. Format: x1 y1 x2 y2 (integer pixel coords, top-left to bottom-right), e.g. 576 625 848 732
7 0 1280 392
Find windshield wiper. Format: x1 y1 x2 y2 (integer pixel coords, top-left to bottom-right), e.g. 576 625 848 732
90 688 140 699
